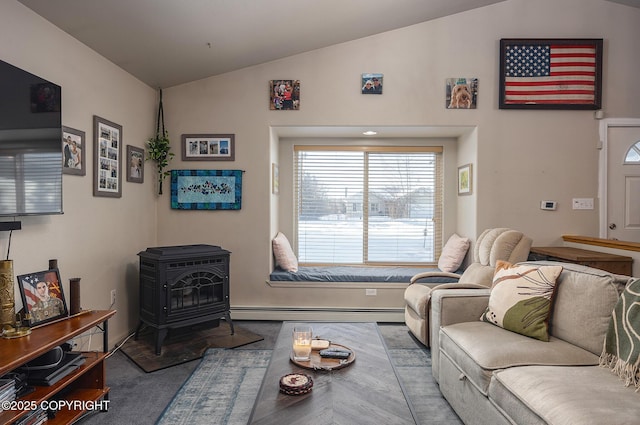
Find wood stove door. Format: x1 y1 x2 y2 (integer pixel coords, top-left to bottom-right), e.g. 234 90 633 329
165 266 228 322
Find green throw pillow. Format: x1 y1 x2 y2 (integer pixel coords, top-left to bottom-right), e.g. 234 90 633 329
480 261 563 341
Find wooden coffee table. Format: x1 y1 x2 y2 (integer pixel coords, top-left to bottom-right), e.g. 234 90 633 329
248 322 418 424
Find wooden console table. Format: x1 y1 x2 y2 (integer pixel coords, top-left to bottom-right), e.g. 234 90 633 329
0 310 115 425
529 246 633 275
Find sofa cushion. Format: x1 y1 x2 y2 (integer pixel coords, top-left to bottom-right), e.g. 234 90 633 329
438 233 470 273
490 365 640 425
524 261 631 355
480 261 562 341
272 232 298 272
439 322 599 395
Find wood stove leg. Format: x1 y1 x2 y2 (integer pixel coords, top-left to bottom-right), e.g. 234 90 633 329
155 328 168 355
225 312 235 335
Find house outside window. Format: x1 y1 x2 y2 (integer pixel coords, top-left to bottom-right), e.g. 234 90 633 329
294 146 443 265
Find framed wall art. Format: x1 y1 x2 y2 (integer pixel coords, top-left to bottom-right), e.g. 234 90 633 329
93 115 122 197
458 163 472 196
446 78 478 109
127 145 144 183
181 134 235 161
17 268 68 327
62 126 86 176
269 80 300 110
171 169 243 210
499 38 603 110
272 163 279 195
361 73 383 94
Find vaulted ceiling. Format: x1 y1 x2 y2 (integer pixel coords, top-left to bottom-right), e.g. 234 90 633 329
17 0 640 89
17 0 507 88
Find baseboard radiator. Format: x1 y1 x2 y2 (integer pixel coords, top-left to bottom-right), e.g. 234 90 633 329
230 306 404 322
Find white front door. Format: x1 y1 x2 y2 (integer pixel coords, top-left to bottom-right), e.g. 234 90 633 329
603 122 640 242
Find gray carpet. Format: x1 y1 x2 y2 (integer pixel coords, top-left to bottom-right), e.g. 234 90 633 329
76 321 460 425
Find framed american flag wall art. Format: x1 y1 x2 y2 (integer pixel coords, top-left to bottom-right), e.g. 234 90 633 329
499 38 603 110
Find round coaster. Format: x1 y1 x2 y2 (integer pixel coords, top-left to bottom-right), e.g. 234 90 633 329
279 373 313 396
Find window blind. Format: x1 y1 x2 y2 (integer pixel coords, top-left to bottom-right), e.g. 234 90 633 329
294 146 443 265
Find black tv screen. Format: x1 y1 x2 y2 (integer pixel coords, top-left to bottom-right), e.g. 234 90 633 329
0 59 63 217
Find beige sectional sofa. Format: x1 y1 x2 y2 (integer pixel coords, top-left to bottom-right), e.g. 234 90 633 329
429 261 638 425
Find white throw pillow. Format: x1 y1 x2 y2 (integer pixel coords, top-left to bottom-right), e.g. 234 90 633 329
272 232 298 272
437 233 470 273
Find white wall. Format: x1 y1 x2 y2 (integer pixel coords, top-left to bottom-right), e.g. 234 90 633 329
162 0 640 320
0 1 158 348
2 0 639 333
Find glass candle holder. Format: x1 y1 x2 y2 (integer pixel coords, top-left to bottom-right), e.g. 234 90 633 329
292 325 313 361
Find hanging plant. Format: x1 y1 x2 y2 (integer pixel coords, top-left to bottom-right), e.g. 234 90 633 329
146 89 174 195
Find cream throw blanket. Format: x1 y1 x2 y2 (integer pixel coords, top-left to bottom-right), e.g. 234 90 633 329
600 278 640 391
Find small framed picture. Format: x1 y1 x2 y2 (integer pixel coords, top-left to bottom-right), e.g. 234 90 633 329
458 163 473 196
272 163 279 195
361 73 383 94
181 134 235 161
446 78 478 109
62 126 86 176
93 115 122 198
126 145 144 183
17 269 68 327
269 80 300 110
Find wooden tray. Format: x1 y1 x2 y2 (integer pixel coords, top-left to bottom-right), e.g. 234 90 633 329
290 343 355 371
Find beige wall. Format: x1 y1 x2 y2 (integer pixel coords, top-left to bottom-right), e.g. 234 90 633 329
2 0 639 337
0 1 158 348
162 0 640 320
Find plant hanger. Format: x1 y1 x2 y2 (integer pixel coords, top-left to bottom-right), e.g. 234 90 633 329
146 88 174 195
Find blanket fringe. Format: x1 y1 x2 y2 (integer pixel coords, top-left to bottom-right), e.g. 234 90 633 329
600 352 640 392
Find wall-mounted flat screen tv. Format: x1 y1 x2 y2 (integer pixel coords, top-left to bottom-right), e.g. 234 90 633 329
0 59 63 217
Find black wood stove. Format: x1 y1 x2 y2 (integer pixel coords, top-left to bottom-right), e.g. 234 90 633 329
135 244 233 354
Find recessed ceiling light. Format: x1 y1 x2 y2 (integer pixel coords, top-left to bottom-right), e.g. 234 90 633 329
363 131 377 136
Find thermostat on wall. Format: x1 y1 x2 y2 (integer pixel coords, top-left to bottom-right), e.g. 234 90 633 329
540 201 557 211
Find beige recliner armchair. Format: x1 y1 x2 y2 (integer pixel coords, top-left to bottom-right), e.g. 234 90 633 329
404 228 532 346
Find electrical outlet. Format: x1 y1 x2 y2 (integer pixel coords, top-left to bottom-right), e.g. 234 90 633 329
365 288 377 296
110 289 116 306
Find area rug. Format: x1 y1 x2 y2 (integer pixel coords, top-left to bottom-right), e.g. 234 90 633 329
156 347 461 425
121 321 264 373
156 348 272 425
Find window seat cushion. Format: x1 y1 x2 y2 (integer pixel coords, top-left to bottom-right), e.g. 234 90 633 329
270 266 462 283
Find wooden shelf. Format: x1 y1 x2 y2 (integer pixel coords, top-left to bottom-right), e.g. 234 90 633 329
0 310 115 425
530 246 633 275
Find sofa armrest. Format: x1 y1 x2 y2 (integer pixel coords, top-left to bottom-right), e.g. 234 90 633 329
410 271 461 284
429 288 491 382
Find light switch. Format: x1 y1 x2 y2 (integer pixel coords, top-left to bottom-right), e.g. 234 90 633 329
572 198 594 210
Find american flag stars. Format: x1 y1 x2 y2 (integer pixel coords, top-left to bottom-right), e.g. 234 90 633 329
506 45 551 77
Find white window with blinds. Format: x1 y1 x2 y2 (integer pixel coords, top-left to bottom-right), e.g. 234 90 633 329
294 146 443 265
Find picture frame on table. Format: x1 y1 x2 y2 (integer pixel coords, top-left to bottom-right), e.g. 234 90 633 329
458 163 472 196
17 269 68 327
126 145 144 183
499 38 603 110
181 134 235 161
93 115 122 197
62 126 86 176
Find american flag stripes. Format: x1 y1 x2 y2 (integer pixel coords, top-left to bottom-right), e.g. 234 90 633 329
500 39 602 109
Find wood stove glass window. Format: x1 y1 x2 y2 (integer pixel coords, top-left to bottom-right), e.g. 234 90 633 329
171 270 223 311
